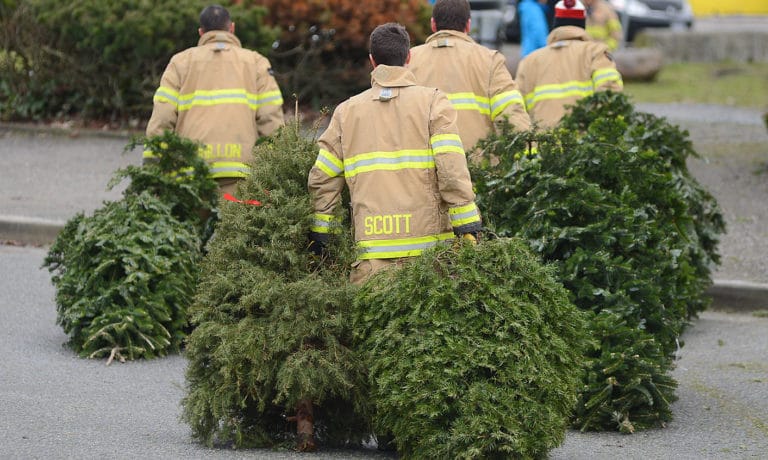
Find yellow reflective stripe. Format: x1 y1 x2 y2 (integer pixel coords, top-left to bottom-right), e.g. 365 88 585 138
153 86 180 107
524 79 594 110
254 90 284 107
161 88 284 111
209 161 250 179
344 149 435 178
357 232 454 259
167 167 196 179
430 133 465 155
490 90 525 119
314 148 344 178
586 25 610 40
449 203 481 227
592 68 623 88
447 92 491 115
311 213 342 234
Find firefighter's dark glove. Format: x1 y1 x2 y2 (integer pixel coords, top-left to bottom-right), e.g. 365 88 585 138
308 232 328 256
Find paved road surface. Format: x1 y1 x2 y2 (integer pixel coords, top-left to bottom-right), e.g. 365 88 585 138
1 245 766 459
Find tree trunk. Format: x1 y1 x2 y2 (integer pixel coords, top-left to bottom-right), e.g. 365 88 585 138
287 399 316 452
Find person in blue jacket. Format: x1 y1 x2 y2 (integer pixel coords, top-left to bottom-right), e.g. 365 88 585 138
519 0 549 57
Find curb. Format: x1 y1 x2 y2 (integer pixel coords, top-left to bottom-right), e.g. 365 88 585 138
0 215 67 247
2 216 766 312
706 279 768 312
0 122 140 140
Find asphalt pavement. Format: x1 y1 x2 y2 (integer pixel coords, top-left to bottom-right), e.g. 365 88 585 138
1 244 766 459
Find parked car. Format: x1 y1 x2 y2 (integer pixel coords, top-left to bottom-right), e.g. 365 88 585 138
609 0 694 42
468 0 508 48
503 0 694 44
503 0 521 43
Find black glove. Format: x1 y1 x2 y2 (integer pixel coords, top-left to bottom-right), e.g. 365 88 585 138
308 232 328 256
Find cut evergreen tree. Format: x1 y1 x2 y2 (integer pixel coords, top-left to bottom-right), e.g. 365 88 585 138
470 91 725 432
43 131 217 363
122 131 220 243
354 239 591 459
182 120 371 451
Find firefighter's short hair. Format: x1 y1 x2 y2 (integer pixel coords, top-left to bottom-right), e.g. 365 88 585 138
433 0 471 32
369 23 410 67
200 4 231 32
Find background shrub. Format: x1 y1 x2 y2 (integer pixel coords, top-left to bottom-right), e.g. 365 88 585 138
249 0 431 110
471 92 725 432
1 0 430 123
0 0 275 123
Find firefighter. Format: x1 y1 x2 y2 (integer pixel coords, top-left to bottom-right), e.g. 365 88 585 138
145 4 285 197
307 22 482 286
583 0 623 51
515 0 623 129
408 0 532 162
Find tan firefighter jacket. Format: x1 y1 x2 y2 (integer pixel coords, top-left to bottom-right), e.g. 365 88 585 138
308 65 481 260
515 26 624 129
145 31 285 179
408 30 532 159
586 0 623 51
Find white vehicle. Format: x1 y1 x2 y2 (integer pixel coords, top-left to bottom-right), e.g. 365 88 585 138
608 0 694 42
469 0 508 49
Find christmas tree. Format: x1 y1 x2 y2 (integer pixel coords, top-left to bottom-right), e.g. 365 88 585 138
182 121 371 450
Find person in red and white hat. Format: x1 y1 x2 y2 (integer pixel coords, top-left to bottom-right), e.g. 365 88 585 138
514 0 624 129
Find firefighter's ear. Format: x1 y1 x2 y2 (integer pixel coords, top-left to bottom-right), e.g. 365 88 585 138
464 18 471 35
230 22 236 34
198 27 204 37
405 50 411 65
369 54 377 68
430 17 437 33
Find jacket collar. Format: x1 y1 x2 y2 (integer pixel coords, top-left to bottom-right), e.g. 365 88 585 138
371 65 417 88
424 29 476 47
547 26 590 45
198 30 242 48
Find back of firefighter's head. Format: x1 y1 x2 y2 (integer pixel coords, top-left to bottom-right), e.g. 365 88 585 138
552 0 586 29
432 0 471 33
369 23 410 67
199 4 233 34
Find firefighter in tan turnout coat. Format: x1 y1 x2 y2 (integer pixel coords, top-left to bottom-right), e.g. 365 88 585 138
409 0 532 161
145 4 285 196
583 0 623 51
308 23 482 285
515 0 623 129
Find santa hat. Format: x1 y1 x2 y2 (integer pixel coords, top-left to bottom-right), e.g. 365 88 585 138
553 0 586 29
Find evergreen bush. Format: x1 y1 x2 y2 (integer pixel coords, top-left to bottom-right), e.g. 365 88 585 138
354 239 591 458
471 92 725 432
255 0 431 109
182 121 371 450
0 0 276 122
43 131 217 363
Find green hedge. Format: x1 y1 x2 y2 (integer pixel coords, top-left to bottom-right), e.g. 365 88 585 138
0 0 275 122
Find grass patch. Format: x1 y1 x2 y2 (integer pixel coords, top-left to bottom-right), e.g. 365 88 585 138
624 61 768 108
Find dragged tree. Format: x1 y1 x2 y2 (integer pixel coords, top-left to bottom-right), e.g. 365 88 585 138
355 239 591 458
182 121 371 450
44 132 217 362
471 92 725 432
